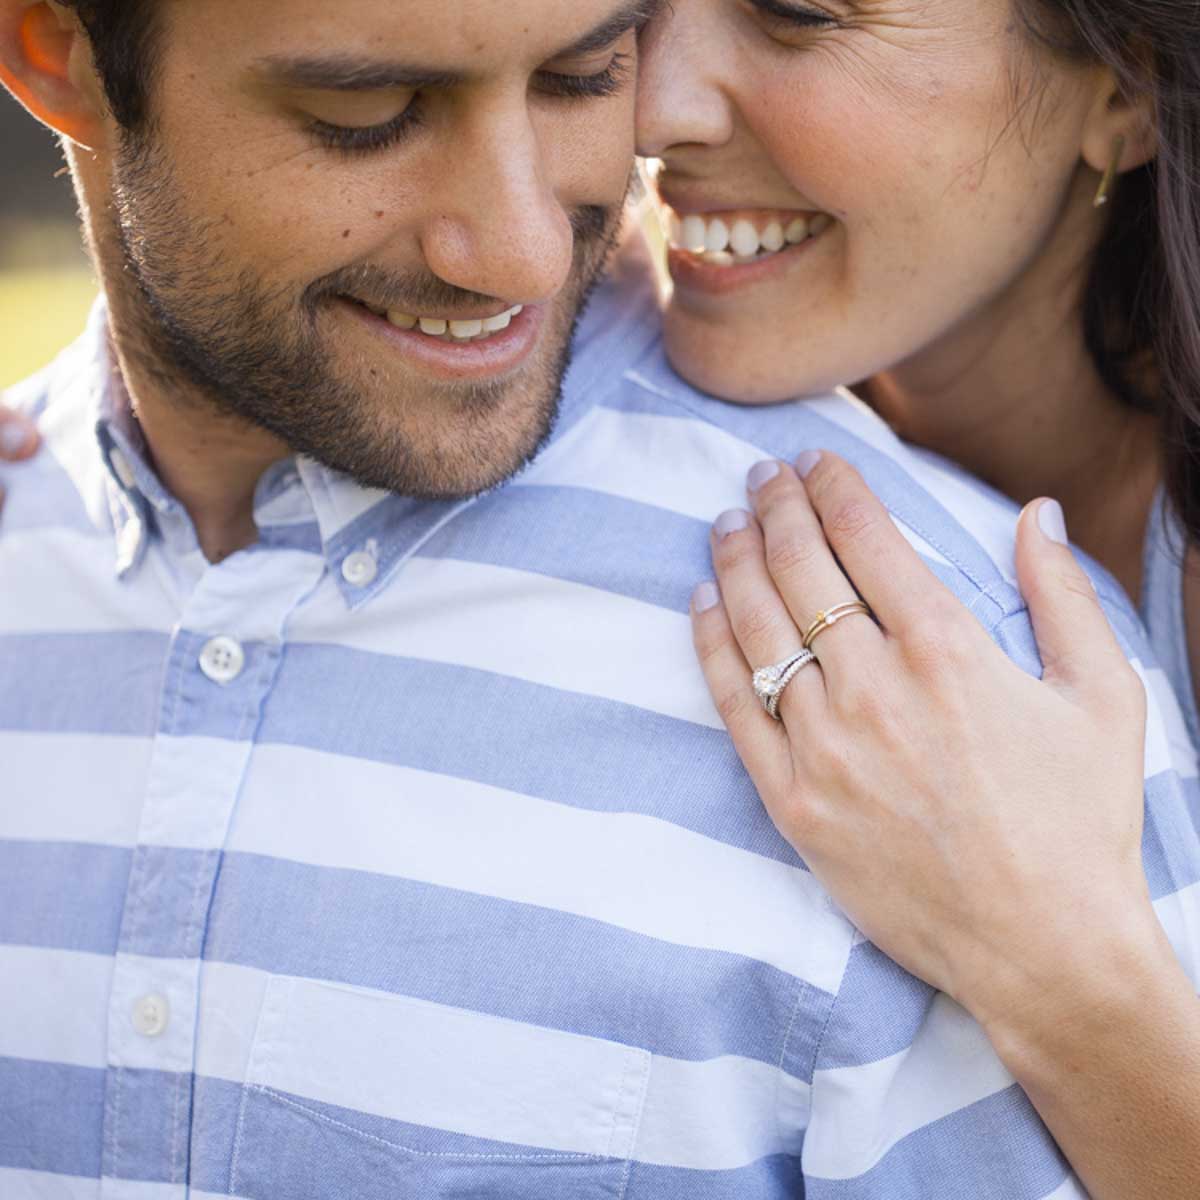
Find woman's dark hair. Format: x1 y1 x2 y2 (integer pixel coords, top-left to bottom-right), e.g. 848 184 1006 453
1018 0 1200 547
62 0 1200 544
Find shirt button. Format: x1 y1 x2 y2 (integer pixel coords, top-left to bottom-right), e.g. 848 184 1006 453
341 550 379 588
199 636 245 684
132 992 170 1038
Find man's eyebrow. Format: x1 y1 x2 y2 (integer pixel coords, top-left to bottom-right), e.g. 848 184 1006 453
252 55 464 93
551 0 666 58
252 1 664 94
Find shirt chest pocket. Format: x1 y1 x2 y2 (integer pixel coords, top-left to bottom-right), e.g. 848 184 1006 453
230 976 651 1200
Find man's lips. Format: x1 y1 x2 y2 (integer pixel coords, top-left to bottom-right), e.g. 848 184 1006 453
339 296 544 382
343 296 525 341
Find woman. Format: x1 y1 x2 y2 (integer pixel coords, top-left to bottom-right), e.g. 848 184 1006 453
635 0 1200 1196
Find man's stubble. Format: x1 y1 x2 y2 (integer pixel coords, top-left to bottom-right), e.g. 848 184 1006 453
101 131 627 500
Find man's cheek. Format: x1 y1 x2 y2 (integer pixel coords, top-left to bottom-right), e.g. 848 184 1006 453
541 100 637 208
589 100 638 200
195 185 355 282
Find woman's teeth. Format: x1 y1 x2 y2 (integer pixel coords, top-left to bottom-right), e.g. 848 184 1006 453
668 212 833 266
379 304 524 342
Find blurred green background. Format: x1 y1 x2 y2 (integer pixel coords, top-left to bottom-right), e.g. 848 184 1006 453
1 95 98 390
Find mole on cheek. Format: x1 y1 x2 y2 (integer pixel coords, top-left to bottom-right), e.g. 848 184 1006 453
375 211 385 219
342 229 351 238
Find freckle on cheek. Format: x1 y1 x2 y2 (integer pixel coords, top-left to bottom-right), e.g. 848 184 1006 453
375 211 385 219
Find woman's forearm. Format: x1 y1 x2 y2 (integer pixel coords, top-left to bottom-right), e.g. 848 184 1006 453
981 921 1200 1200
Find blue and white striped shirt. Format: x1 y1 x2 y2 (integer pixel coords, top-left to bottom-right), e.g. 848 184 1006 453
3 245 1199 1200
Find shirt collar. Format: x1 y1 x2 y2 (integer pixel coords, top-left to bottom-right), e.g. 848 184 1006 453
56 237 659 605
57 300 475 606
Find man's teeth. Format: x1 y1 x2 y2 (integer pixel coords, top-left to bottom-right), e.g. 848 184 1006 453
384 304 524 341
669 212 833 264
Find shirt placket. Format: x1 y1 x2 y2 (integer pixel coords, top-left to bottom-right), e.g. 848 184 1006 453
99 544 324 1199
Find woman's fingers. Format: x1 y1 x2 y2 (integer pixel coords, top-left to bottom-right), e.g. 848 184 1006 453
0 407 39 461
711 509 809 664
746 460 880 674
796 450 966 640
690 581 793 798
1015 500 1135 696
709 507 826 725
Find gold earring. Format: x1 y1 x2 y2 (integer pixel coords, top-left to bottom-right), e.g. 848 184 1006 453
1093 135 1126 208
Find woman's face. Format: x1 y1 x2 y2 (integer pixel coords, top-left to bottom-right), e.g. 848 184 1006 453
636 0 1108 402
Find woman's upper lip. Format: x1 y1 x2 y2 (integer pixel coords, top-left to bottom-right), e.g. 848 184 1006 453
654 182 812 217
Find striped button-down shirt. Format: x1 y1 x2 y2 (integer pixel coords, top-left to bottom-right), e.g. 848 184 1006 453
3 246 1199 1200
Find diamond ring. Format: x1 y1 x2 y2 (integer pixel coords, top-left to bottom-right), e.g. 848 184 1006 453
752 650 819 720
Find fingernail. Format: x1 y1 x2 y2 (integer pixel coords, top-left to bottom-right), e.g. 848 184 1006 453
692 581 721 613
747 460 780 493
714 509 751 539
796 450 823 479
1037 499 1068 546
0 423 30 456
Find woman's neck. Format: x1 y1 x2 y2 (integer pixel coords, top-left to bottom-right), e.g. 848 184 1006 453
861 271 1160 600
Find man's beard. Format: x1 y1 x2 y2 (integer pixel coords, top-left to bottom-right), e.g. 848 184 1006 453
107 134 624 499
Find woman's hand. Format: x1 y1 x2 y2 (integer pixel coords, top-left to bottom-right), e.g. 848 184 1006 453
692 449 1200 1200
691 450 1170 1035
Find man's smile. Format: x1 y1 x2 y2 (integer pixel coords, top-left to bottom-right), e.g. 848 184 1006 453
338 295 546 382
345 295 526 342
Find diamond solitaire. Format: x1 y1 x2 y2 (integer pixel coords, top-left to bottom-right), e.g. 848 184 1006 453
752 650 818 720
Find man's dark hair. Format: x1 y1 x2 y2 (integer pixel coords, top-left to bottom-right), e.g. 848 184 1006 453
60 0 159 129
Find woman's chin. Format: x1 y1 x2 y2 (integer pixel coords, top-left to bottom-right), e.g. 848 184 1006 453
662 314 852 406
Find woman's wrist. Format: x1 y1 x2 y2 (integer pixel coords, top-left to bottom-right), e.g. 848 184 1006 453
971 907 1194 1091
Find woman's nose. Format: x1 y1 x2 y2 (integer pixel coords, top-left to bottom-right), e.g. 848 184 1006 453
635 1 735 157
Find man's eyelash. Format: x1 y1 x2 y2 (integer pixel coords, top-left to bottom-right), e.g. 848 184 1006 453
307 50 632 157
536 51 634 100
309 105 423 155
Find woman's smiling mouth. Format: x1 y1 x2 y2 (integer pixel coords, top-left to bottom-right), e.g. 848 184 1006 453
663 205 835 267
654 199 838 296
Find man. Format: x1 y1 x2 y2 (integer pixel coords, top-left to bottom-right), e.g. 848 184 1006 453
1 2 1198 1197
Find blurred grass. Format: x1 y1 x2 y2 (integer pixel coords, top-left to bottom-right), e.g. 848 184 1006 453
0 268 98 389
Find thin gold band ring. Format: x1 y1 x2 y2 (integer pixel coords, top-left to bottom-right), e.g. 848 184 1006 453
801 601 872 651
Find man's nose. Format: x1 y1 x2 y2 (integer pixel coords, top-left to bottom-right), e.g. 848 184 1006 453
421 108 575 305
635 2 734 157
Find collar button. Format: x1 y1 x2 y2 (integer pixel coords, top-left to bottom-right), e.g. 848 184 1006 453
342 550 379 588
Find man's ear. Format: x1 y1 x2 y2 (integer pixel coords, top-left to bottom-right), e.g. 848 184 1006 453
1080 67 1157 183
0 1 107 149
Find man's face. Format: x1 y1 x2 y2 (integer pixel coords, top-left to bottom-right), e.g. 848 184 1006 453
105 0 644 498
